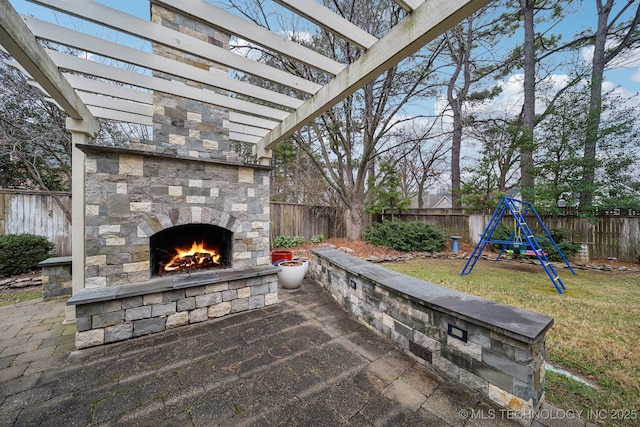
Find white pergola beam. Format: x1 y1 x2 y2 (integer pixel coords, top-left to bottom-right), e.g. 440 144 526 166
65 74 153 105
274 0 378 49
24 16 303 110
20 66 153 126
0 0 98 133
229 112 279 131
156 0 345 75
78 92 153 118
394 0 424 12
229 122 269 138
258 0 488 151
229 132 261 144
48 50 290 121
87 106 153 127
28 0 322 94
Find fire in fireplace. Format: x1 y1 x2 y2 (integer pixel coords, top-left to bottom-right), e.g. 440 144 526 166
163 240 221 272
149 224 232 276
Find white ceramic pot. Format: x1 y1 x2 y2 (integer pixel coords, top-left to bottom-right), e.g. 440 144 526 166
296 258 310 274
277 260 307 289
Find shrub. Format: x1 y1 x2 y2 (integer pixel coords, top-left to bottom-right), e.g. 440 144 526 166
364 220 446 252
490 225 513 251
311 235 324 244
536 227 582 262
272 235 304 248
0 233 54 276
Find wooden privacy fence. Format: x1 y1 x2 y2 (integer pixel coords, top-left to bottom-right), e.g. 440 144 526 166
270 202 345 241
2 190 638 263
396 209 640 263
0 189 72 256
544 213 640 263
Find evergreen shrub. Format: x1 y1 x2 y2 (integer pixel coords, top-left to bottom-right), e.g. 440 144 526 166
537 228 582 261
364 220 446 252
0 233 54 276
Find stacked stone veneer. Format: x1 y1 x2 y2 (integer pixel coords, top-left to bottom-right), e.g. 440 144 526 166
81 144 271 288
310 248 553 417
69 268 278 349
39 256 72 301
150 2 240 163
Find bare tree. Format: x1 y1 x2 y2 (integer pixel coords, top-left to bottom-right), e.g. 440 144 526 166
390 121 450 208
293 55 445 239
224 0 446 240
0 53 73 220
444 20 472 210
441 3 509 208
0 50 150 222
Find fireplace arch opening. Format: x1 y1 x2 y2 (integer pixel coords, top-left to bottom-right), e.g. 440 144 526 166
150 224 232 276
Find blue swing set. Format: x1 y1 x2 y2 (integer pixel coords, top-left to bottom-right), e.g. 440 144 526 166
460 196 576 294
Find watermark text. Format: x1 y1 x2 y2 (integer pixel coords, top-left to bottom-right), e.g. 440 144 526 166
458 408 638 422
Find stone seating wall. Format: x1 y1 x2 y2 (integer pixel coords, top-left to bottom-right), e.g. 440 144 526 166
39 256 72 301
310 248 553 416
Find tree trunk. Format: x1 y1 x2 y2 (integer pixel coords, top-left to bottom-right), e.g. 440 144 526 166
580 0 612 209
417 177 425 209
450 103 462 208
519 0 536 193
445 21 472 210
344 204 365 241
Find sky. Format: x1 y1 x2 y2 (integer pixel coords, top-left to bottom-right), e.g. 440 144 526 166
8 0 640 91
10 1 149 21
7 0 640 123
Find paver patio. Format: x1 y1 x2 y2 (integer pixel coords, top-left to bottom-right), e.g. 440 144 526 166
0 278 584 426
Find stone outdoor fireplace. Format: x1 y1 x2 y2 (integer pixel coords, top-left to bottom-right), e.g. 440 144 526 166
67 3 279 349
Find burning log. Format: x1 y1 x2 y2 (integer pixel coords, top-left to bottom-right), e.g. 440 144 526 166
163 241 220 273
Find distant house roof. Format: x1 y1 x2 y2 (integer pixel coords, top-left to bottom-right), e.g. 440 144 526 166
432 195 452 209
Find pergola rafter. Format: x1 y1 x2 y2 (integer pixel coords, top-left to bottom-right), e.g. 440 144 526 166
29 0 323 93
1 0 489 160
273 0 378 49
158 0 347 75
393 0 425 12
24 15 304 110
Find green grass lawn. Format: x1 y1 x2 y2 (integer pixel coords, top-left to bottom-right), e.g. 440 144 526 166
0 288 42 307
384 258 640 426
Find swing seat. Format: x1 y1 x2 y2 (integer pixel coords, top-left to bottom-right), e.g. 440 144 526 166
523 249 548 257
510 243 525 254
